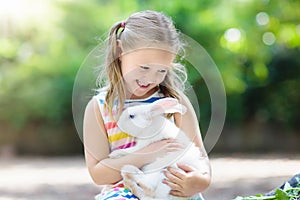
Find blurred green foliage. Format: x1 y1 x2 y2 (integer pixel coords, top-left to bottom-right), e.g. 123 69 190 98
0 0 299 154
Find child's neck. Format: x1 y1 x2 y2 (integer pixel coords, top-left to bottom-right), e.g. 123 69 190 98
126 87 158 100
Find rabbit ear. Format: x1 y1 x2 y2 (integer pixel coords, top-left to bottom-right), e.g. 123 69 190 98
151 98 186 116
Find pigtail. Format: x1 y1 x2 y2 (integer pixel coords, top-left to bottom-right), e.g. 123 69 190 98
105 22 126 120
106 22 123 68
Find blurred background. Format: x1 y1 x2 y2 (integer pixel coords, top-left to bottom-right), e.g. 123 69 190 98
0 0 299 199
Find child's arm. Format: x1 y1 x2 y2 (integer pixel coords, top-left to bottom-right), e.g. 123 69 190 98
175 92 208 156
164 92 211 196
84 98 182 185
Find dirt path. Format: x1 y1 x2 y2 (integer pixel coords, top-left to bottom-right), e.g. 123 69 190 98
0 154 299 200
203 154 300 199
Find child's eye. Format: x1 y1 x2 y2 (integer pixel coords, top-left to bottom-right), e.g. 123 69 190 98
140 65 149 70
157 69 167 73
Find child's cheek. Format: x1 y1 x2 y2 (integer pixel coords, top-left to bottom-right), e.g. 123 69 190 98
157 74 167 84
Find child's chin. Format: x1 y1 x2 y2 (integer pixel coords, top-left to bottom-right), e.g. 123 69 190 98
127 86 156 99
130 91 150 99
132 92 148 98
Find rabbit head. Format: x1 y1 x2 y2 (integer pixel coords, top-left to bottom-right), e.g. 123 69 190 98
117 97 186 138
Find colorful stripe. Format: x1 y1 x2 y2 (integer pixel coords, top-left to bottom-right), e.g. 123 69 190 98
111 141 136 151
124 96 163 104
105 122 117 130
98 96 163 105
110 138 134 149
95 186 138 200
108 132 131 143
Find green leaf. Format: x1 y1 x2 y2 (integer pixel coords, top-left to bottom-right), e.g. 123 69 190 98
275 189 289 200
255 194 264 197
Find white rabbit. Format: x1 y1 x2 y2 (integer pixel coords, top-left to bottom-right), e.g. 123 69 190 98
109 97 209 200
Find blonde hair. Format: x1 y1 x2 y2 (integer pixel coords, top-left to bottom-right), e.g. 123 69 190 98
97 10 187 119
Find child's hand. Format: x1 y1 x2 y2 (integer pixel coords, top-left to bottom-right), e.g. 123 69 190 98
122 166 153 199
138 139 184 163
162 163 210 197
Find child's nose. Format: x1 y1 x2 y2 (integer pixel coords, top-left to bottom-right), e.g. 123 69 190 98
147 72 159 84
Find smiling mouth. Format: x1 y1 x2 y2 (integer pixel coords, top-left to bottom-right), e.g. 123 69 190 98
136 80 151 88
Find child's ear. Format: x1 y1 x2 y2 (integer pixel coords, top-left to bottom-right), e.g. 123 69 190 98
117 39 124 60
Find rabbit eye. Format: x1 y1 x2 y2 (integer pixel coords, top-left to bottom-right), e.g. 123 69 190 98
129 114 135 119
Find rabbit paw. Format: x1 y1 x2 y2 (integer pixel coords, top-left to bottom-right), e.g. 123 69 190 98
121 165 155 199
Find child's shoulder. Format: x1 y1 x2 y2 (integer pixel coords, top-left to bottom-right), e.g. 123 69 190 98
94 86 108 97
93 86 109 105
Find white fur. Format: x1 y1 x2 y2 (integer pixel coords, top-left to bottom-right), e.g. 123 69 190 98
109 98 209 199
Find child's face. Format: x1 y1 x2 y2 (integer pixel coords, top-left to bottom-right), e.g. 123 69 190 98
120 48 174 99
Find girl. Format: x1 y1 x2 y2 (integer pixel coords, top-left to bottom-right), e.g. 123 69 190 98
83 10 211 200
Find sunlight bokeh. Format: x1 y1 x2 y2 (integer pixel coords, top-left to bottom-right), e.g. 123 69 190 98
0 0 300 156
0 0 59 35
